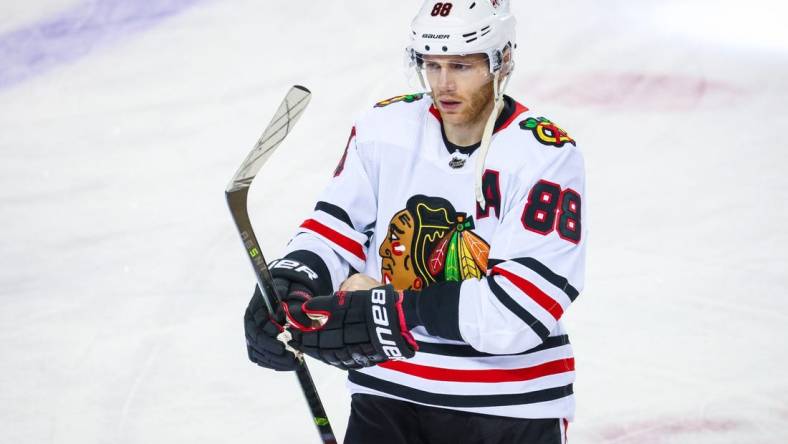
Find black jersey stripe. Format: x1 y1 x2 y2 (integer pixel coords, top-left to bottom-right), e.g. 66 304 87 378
417 334 570 358
488 258 504 268
348 371 573 407
488 276 551 339
511 258 579 301
315 201 354 229
488 257 579 302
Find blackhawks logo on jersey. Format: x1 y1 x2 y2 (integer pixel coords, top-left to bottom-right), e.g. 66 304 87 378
520 117 576 148
374 93 425 108
380 195 490 291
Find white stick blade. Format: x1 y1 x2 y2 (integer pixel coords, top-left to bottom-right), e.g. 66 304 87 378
226 85 311 193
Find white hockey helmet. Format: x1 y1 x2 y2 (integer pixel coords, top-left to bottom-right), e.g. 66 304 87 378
407 0 516 74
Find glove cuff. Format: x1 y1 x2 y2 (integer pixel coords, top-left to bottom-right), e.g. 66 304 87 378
400 290 422 330
269 250 333 296
403 281 463 341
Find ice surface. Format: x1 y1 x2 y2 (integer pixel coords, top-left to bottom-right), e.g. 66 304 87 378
0 1 786 443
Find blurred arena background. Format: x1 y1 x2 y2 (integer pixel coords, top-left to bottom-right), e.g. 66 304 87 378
1 1 786 442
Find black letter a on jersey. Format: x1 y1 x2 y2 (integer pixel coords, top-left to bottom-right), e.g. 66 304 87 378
476 170 501 220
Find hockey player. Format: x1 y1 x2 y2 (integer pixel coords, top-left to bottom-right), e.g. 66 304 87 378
244 1 585 442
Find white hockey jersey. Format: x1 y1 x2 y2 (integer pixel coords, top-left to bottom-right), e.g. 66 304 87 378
284 93 586 420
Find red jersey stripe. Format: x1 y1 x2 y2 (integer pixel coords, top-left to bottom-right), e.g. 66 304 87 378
379 358 574 383
492 266 564 320
300 218 366 261
429 104 442 122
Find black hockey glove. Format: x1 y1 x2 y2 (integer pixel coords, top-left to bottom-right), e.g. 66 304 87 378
243 251 333 371
284 285 419 370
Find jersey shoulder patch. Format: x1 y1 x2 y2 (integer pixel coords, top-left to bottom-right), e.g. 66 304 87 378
356 93 425 147
519 116 576 148
374 93 426 108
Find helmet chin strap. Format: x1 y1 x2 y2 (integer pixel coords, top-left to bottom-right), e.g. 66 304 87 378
475 70 510 207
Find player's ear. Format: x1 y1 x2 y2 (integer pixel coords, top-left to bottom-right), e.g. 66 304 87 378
501 45 513 77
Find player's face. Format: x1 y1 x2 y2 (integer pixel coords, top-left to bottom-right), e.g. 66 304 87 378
423 54 494 126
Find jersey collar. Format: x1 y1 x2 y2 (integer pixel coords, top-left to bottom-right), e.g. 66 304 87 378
429 95 529 155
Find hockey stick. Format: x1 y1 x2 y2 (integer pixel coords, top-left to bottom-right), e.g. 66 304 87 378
225 85 337 444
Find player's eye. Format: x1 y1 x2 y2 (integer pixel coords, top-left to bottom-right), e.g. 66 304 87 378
424 61 441 71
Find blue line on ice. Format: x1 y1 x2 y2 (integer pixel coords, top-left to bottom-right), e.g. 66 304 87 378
0 0 204 90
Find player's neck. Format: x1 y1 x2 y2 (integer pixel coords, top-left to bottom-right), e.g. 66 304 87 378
442 97 500 147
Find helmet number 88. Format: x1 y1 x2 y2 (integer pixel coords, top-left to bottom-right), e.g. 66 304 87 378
431 2 453 17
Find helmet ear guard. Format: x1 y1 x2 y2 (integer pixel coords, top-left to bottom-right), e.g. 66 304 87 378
495 42 516 77
487 44 514 74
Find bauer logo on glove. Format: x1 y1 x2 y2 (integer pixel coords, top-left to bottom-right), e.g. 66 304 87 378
370 288 408 360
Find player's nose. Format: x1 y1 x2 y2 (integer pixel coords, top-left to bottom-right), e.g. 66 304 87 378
436 69 455 91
